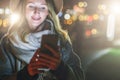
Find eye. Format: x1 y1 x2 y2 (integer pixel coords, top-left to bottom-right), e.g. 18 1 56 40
39 7 46 10
29 5 35 9
39 5 48 11
26 3 35 10
40 7 46 10
29 5 34 8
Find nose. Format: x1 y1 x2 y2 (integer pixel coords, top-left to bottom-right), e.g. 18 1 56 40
34 7 40 14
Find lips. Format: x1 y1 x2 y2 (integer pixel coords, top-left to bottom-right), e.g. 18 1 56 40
32 16 41 21
31 14 41 23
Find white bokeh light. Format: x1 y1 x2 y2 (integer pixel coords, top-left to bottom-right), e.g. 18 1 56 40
64 13 71 20
10 13 20 25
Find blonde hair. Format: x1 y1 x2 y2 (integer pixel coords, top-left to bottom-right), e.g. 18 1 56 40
46 0 71 43
7 0 71 44
7 0 30 42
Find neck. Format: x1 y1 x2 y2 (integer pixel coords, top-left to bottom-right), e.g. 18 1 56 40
32 22 45 33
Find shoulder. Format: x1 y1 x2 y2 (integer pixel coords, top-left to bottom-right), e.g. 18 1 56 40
0 36 10 63
60 39 82 64
0 47 6 64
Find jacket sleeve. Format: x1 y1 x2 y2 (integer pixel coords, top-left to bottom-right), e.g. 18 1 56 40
51 41 85 80
0 37 37 80
0 46 16 80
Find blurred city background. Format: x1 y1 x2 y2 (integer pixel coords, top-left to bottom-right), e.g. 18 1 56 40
0 0 120 80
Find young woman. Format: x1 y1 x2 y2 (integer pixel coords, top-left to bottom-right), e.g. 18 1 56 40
0 0 85 80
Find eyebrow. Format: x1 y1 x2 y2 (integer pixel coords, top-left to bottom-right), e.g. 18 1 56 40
27 1 47 5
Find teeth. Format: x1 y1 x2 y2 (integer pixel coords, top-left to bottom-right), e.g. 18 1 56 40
32 16 40 20
32 17 40 20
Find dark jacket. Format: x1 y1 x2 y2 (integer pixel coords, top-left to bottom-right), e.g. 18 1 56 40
0 37 85 80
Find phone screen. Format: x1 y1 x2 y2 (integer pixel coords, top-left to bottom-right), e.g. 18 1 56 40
40 34 58 56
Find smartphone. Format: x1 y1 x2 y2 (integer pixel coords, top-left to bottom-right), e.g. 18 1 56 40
38 34 58 71
40 34 59 56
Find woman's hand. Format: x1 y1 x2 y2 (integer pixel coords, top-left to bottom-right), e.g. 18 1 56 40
27 44 61 76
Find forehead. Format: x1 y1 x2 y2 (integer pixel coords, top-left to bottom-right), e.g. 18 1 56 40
26 0 47 4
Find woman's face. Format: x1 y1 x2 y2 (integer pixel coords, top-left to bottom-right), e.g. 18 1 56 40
26 0 48 31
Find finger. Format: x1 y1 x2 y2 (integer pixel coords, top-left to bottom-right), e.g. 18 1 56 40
29 58 58 70
39 53 61 68
30 54 41 63
30 49 41 63
38 62 57 70
39 53 60 63
29 58 57 69
30 61 50 68
29 51 60 69
28 65 43 76
39 58 57 66
30 55 59 67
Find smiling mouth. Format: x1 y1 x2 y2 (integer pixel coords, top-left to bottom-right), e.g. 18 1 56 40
32 16 41 21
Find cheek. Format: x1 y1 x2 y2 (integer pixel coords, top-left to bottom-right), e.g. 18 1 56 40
26 11 32 22
42 13 48 19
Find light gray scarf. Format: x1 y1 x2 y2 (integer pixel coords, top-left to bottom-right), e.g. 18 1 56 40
10 30 52 64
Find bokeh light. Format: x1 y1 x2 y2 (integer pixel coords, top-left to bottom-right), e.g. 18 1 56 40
10 13 20 25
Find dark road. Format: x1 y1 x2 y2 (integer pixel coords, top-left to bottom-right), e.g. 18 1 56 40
81 40 120 80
